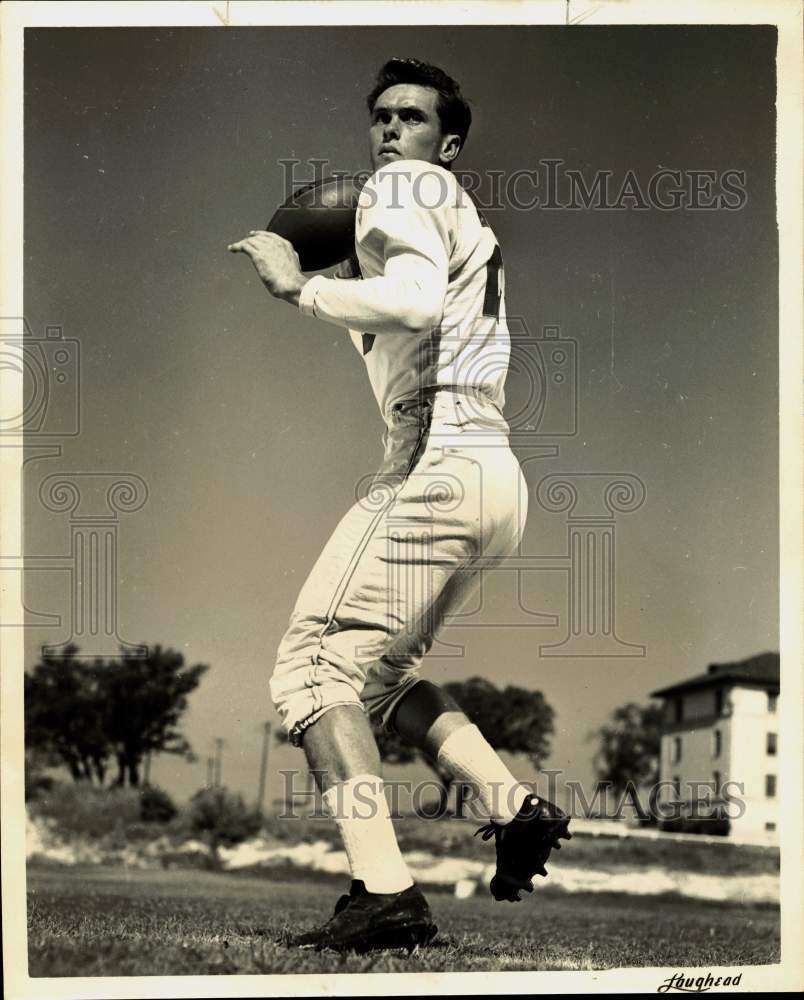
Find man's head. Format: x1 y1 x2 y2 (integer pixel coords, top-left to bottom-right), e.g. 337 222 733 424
366 58 471 172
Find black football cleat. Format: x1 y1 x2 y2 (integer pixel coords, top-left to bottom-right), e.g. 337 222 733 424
475 794 572 902
290 880 438 954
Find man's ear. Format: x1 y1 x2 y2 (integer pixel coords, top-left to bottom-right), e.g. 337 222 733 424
439 133 462 165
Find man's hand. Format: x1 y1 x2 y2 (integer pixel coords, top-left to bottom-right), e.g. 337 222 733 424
228 231 309 306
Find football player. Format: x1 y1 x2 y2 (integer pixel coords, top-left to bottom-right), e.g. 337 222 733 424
229 58 570 954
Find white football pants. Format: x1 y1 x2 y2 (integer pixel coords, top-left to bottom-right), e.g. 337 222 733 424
269 387 528 746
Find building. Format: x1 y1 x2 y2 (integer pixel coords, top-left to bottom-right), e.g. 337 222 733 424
651 652 780 840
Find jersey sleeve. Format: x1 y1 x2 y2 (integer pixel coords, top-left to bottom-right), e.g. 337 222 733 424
298 162 456 335
358 161 455 275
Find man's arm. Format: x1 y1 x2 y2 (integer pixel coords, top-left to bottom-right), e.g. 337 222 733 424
229 164 454 334
299 250 446 335
229 234 447 334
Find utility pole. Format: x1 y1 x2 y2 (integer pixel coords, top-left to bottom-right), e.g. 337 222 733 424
256 721 272 815
213 738 225 787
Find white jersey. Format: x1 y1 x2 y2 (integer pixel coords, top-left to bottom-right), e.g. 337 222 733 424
299 159 510 421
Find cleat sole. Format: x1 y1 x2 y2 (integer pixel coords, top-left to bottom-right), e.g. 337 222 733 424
484 801 573 903
490 874 534 902
343 921 438 955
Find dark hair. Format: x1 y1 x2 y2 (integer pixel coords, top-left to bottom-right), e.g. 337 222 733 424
366 58 472 154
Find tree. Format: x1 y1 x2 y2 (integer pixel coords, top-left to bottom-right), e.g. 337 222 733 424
100 644 209 787
373 725 418 766
25 643 208 788
592 702 663 794
24 644 109 784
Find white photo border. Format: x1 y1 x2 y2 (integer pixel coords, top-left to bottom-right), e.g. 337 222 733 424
1 2 801 997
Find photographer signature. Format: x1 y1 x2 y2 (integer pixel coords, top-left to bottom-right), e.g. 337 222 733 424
658 972 743 993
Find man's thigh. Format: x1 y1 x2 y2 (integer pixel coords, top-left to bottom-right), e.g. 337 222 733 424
275 426 524 693
360 438 528 723
359 558 483 723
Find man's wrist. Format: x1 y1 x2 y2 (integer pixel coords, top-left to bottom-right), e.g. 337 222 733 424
277 274 310 308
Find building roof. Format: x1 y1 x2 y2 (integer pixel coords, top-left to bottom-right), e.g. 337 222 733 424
650 652 780 699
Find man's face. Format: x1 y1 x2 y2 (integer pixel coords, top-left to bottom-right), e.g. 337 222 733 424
369 83 459 172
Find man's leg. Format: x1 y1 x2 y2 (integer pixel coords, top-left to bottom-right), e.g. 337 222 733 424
301 703 413 895
391 679 529 824
287 702 437 951
271 412 483 904
273 397 530 936
391 678 571 903
302 703 381 792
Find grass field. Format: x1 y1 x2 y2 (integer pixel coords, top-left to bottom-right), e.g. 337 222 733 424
27 865 780 977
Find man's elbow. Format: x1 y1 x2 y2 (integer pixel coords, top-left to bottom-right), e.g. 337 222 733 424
401 314 438 335
399 296 443 334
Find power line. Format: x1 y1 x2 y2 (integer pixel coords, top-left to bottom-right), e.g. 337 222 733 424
213 737 225 787
256 721 272 815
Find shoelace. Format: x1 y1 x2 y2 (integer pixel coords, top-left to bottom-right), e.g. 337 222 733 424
474 822 500 842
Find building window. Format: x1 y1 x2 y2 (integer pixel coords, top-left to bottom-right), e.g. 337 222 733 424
765 822 776 832
672 776 681 799
672 736 682 764
712 770 721 796
767 692 777 714
767 732 777 756
765 774 776 798
712 729 722 758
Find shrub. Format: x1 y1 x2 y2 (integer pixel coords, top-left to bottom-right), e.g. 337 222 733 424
139 785 177 824
28 782 142 839
188 787 262 864
658 807 730 837
25 750 56 802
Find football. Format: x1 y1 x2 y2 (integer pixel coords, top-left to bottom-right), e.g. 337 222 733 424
266 175 364 272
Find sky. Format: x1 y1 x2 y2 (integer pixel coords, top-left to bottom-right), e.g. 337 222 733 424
22 25 778 807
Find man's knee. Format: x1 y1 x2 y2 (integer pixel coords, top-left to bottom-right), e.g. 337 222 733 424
270 655 364 748
362 673 424 736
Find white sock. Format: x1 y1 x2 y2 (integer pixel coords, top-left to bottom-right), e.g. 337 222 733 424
436 723 530 825
322 774 414 894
